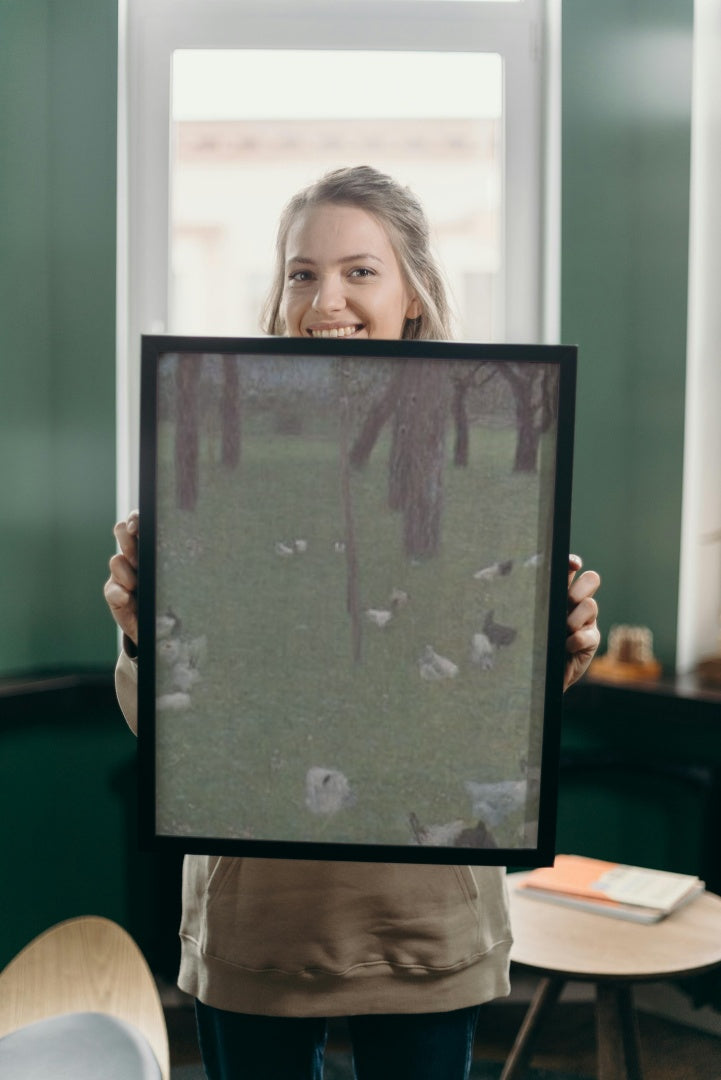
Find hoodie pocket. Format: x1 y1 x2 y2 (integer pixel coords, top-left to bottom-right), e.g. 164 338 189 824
184 857 509 976
454 864 480 905
179 854 236 949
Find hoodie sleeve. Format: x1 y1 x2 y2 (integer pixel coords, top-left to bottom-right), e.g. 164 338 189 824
115 642 139 736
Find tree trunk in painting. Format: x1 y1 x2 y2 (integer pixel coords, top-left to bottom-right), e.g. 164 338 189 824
451 379 470 467
451 364 498 467
349 370 403 469
513 413 542 473
500 364 556 474
175 354 201 511
388 405 410 512
338 374 362 664
388 360 449 560
221 355 241 469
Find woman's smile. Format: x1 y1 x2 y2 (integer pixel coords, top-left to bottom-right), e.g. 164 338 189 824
306 323 365 339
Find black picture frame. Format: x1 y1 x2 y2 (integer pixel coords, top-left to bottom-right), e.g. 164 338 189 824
137 335 576 866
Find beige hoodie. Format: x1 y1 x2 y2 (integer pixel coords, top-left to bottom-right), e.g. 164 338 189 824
116 650 512 1016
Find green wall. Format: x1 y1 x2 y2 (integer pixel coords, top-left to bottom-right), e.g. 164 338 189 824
1 686 134 966
0 682 183 974
0 0 118 675
0 0 692 676
562 0 693 669
0 2 694 674
0 0 129 971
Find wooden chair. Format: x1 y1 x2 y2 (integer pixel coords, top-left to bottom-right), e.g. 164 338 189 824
0 915 169 1079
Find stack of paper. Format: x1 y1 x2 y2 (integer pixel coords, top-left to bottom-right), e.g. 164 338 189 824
516 854 705 923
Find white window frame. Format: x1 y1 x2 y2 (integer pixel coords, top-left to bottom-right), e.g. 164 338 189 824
116 0 558 512
676 0 721 674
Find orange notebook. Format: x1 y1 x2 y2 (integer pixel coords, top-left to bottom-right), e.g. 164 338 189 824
516 854 704 923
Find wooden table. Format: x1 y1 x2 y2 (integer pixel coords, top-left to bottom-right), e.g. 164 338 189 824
502 873 721 1080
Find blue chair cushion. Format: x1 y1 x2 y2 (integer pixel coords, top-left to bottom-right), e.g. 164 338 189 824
0 1011 162 1079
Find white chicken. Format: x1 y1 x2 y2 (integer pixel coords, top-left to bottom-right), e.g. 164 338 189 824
305 767 355 815
156 692 191 712
365 608 393 628
418 645 459 680
470 632 495 670
465 779 528 829
472 558 513 581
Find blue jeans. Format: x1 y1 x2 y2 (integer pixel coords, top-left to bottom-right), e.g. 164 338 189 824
195 1000 481 1080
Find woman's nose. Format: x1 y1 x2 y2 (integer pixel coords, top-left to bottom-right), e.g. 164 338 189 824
312 274 345 314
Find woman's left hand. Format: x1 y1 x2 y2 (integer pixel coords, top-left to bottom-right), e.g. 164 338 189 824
564 554 601 691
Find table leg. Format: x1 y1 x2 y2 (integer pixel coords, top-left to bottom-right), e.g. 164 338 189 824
499 976 565 1080
596 982 643 1080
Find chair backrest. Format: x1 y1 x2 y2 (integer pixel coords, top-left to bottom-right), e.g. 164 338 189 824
0 915 170 1080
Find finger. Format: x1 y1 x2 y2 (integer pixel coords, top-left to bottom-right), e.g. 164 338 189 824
108 552 137 593
103 579 139 642
113 519 139 568
566 594 599 634
567 553 583 589
103 577 132 613
566 623 601 657
568 569 601 608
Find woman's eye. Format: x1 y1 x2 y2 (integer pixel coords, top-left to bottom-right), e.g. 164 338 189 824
288 269 313 283
349 267 375 279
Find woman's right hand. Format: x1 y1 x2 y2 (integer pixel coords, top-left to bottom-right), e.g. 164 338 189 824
104 509 139 646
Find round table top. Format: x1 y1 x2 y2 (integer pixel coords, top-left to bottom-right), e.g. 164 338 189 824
508 871 721 981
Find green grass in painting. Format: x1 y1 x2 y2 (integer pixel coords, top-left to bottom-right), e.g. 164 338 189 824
154 414 552 850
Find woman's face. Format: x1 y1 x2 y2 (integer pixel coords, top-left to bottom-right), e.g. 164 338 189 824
281 203 421 340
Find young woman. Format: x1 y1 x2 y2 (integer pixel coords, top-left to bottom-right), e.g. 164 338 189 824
106 166 601 1080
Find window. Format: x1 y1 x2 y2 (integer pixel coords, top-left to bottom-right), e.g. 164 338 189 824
118 0 556 510
169 49 503 340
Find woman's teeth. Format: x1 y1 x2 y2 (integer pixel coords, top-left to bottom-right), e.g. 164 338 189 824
310 325 360 338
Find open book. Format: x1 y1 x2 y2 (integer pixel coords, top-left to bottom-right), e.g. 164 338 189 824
515 854 705 923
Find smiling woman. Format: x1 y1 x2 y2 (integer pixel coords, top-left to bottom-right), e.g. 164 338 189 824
106 145 599 1079
262 167 452 342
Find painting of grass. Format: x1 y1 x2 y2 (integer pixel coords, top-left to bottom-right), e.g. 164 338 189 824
149 350 561 856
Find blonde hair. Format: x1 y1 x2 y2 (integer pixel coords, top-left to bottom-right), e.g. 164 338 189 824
262 165 454 341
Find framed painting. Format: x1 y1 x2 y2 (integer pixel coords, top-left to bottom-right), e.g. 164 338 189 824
137 336 576 865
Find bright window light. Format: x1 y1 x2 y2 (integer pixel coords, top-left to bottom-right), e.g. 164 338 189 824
170 50 503 341
173 50 502 121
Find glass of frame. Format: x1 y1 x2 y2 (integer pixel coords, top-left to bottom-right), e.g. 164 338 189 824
137 336 576 866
